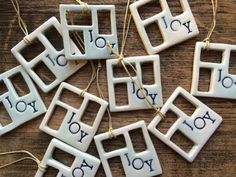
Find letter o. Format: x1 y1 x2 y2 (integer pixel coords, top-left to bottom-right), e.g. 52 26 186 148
69 122 81 134
170 19 182 31
132 158 144 170
56 54 67 66
194 117 206 130
95 37 106 48
222 76 234 88
16 101 27 112
72 167 84 177
136 88 148 100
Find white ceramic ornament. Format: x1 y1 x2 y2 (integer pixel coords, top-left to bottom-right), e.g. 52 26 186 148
106 55 163 112
40 82 108 152
0 66 46 135
60 4 118 60
34 138 100 177
94 121 162 177
148 87 223 162
130 0 199 54
11 17 87 93
191 42 236 99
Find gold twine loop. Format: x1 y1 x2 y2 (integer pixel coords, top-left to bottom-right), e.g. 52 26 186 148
23 36 31 45
117 55 124 66
79 89 86 97
79 61 97 96
108 128 116 139
38 162 47 173
11 0 31 44
96 61 115 137
0 150 47 172
75 0 89 12
203 0 218 49
98 61 102 69
75 0 87 5
154 108 165 120
203 39 210 50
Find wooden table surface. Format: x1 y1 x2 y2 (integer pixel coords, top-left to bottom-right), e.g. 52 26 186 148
0 0 236 176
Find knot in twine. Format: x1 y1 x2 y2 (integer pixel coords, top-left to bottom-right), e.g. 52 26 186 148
154 108 165 120
108 128 116 139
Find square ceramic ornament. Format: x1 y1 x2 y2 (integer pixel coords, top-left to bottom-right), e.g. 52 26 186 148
60 4 118 60
40 82 108 152
0 66 46 135
148 87 223 162
94 121 162 177
130 0 199 54
191 42 236 99
34 138 100 177
106 55 163 112
11 17 87 93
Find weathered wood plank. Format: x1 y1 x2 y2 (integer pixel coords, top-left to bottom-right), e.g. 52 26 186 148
0 0 235 176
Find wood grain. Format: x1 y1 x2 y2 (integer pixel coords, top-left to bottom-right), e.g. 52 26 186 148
0 0 236 176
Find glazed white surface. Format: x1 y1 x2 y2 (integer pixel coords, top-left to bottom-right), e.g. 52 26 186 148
94 121 162 177
0 66 46 135
130 0 199 54
191 42 236 99
34 138 100 177
106 55 163 112
11 17 87 93
148 87 223 162
60 4 118 60
40 82 108 152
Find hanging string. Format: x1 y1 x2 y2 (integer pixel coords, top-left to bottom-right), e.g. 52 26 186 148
93 0 134 138
10 0 31 44
96 61 116 139
67 7 96 97
79 61 97 97
75 0 88 6
0 150 46 172
75 0 89 12
68 11 85 52
203 0 218 49
107 43 165 119
107 0 165 119
120 0 132 55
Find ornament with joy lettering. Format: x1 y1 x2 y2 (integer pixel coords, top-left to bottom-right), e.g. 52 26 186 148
130 0 199 54
11 17 87 93
148 87 223 162
40 82 108 152
34 138 100 177
94 121 162 177
0 66 46 135
106 55 163 112
191 42 236 99
60 4 118 60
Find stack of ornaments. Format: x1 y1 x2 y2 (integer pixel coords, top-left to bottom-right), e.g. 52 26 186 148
1 0 230 176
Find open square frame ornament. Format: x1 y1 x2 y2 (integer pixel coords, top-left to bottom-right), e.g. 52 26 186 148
148 87 223 162
60 4 118 60
94 121 162 177
191 42 236 99
106 55 163 112
130 0 199 54
0 66 46 135
34 138 100 177
11 17 87 93
40 82 108 152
